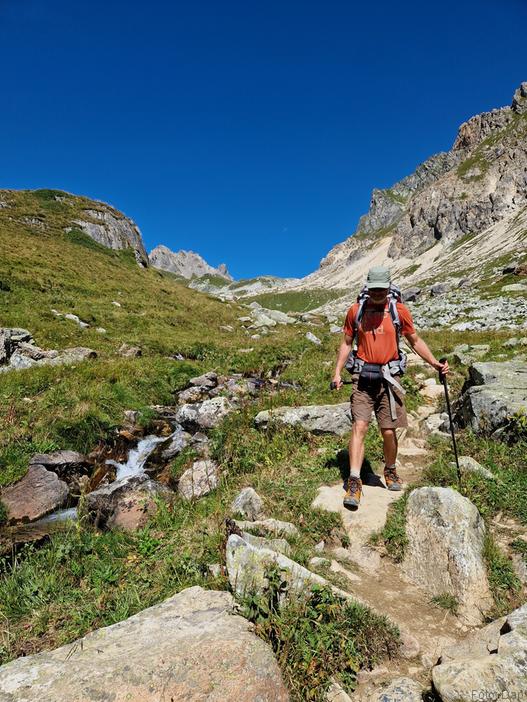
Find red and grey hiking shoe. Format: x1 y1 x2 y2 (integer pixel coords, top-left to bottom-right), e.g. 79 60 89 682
384 464 403 491
343 476 362 511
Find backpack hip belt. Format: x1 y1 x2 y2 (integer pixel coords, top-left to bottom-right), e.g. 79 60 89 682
350 357 406 421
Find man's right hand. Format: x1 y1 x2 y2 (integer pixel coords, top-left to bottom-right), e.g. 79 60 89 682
331 375 343 390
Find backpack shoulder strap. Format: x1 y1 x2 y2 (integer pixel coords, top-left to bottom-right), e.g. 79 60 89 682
352 286 369 344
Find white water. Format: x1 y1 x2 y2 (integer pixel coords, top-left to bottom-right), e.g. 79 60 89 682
37 507 78 525
106 435 168 481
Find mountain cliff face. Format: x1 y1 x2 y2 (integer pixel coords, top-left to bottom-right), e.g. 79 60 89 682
0 189 149 267
303 82 527 293
149 245 233 281
70 207 148 267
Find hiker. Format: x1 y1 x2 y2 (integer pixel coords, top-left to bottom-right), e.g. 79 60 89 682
331 266 449 510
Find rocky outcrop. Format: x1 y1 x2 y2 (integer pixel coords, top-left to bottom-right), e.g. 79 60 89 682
0 586 289 701
149 244 232 280
70 207 148 266
456 361 527 434
401 487 493 625
432 603 527 702
255 403 352 436
0 328 96 373
294 83 527 309
1 465 69 524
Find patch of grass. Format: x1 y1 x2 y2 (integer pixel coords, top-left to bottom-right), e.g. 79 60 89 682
401 263 420 276
245 289 347 314
511 538 527 562
483 533 522 618
0 501 7 527
423 432 527 524
430 593 459 615
371 492 409 562
242 569 400 701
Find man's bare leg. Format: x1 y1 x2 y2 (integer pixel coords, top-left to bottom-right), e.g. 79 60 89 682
381 427 403 490
349 420 369 477
381 428 398 467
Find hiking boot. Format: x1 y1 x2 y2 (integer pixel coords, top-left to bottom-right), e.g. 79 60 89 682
343 476 362 511
384 464 403 491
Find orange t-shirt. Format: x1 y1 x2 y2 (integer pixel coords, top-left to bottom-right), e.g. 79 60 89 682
343 301 415 365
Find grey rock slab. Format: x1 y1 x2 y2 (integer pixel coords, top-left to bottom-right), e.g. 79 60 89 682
235 518 299 538
231 487 264 520
178 459 220 500
255 402 351 436
0 586 289 702
226 534 349 603
371 677 423 702
161 425 191 460
189 371 218 388
432 640 527 702
175 396 233 431
456 455 494 479
305 331 322 345
457 361 527 434
1 465 69 524
439 616 506 663
241 532 292 556
401 487 493 625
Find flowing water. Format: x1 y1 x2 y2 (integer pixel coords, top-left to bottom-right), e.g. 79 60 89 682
105 435 168 481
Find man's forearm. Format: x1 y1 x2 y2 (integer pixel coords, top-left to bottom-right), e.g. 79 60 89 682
334 341 352 376
410 337 440 368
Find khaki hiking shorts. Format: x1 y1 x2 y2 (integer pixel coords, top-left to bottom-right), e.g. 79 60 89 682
350 372 407 429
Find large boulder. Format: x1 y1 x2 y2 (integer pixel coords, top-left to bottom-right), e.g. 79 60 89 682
401 487 493 625
456 361 527 434
255 403 351 436
175 396 233 431
0 586 289 701
84 476 172 529
0 465 69 524
432 603 527 702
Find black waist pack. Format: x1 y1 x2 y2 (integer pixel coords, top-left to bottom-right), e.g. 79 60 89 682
359 363 384 382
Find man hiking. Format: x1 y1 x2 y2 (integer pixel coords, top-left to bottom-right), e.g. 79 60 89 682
332 266 449 510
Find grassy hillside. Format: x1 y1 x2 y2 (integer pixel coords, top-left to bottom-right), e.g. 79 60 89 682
0 189 306 484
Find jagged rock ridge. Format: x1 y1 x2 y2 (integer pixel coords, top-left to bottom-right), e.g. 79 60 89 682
304 82 527 293
149 244 233 280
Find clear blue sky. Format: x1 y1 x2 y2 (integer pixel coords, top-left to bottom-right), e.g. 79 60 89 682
1 0 525 279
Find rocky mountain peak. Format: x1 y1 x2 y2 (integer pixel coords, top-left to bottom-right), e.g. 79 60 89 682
149 245 233 280
305 81 527 295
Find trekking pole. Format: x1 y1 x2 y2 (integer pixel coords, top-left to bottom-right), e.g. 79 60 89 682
438 356 462 490
330 380 353 390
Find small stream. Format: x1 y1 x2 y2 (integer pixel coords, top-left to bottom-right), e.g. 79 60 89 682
105 434 168 481
18 435 170 534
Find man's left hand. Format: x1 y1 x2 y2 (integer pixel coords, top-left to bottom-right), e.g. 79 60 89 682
434 358 449 375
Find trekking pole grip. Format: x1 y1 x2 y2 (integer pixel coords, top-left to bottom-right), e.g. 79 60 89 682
438 356 447 384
